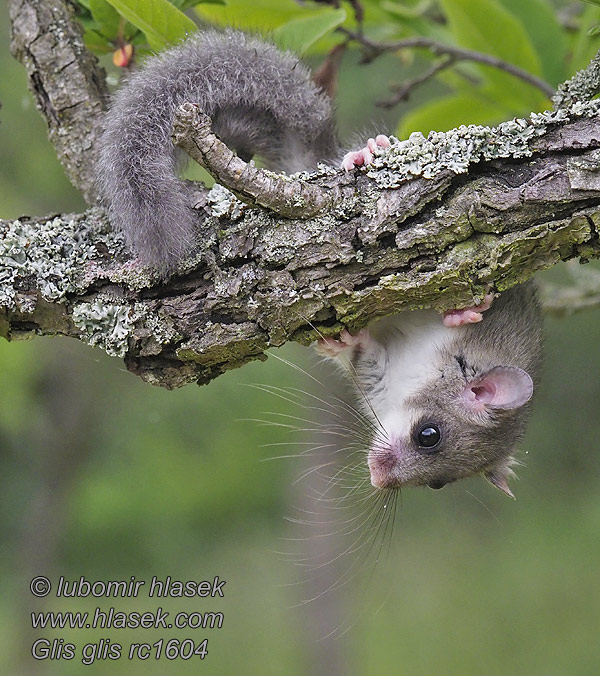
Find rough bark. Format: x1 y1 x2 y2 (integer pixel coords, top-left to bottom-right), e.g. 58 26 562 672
8 0 109 202
2 100 600 388
3 0 600 389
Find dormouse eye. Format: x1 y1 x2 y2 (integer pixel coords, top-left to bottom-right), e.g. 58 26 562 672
416 424 442 452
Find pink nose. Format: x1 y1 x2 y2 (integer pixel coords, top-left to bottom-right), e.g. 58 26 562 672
368 448 398 489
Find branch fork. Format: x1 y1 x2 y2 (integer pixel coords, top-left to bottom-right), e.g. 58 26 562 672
172 103 344 219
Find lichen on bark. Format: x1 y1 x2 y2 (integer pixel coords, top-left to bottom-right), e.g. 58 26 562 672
3 0 600 388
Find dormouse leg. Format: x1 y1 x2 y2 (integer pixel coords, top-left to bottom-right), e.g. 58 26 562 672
443 293 495 328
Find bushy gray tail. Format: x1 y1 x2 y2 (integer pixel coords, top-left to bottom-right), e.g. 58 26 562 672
96 30 339 271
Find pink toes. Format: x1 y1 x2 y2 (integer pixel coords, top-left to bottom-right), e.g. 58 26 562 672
443 309 484 327
341 135 391 171
470 292 494 314
373 134 391 149
443 293 495 328
315 329 369 358
341 149 371 171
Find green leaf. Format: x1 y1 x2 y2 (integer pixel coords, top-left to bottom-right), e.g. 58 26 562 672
440 0 546 110
194 0 308 31
570 5 600 71
90 0 121 39
105 0 197 51
441 0 541 72
381 0 433 19
272 8 346 55
83 28 115 52
79 15 98 31
397 93 510 139
497 0 568 85
369 0 432 39
173 0 225 7
361 0 433 36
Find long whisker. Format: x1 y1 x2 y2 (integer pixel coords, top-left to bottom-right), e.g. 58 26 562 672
270 350 388 442
293 320 388 437
248 382 383 448
245 342 405 628
290 490 398 601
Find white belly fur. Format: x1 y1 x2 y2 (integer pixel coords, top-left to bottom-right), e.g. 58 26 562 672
366 310 456 443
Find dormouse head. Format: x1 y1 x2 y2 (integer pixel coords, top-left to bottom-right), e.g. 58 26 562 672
367 362 535 498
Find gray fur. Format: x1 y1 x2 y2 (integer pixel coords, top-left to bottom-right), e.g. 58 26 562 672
411 283 543 487
351 282 543 492
96 30 339 270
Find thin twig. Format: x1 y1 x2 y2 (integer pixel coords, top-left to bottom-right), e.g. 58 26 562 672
540 260 600 315
377 55 456 108
340 29 555 100
542 291 600 315
172 103 342 218
348 0 364 25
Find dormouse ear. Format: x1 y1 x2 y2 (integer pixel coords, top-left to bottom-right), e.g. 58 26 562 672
462 366 533 411
485 467 516 499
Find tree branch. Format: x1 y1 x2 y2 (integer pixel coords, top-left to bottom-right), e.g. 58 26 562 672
340 29 556 100
540 260 600 315
553 50 600 109
8 0 109 202
4 6 600 389
172 103 346 218
2 102 600 388
377 55 456 108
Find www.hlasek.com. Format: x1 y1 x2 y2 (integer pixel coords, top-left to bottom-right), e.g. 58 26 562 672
29 575 225 665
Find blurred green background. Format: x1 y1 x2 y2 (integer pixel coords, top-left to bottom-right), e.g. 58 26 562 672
1 1 600 675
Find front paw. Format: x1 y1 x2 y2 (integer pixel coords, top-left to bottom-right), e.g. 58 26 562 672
341 135 391 171
315 328 370 358
443 292 495 327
